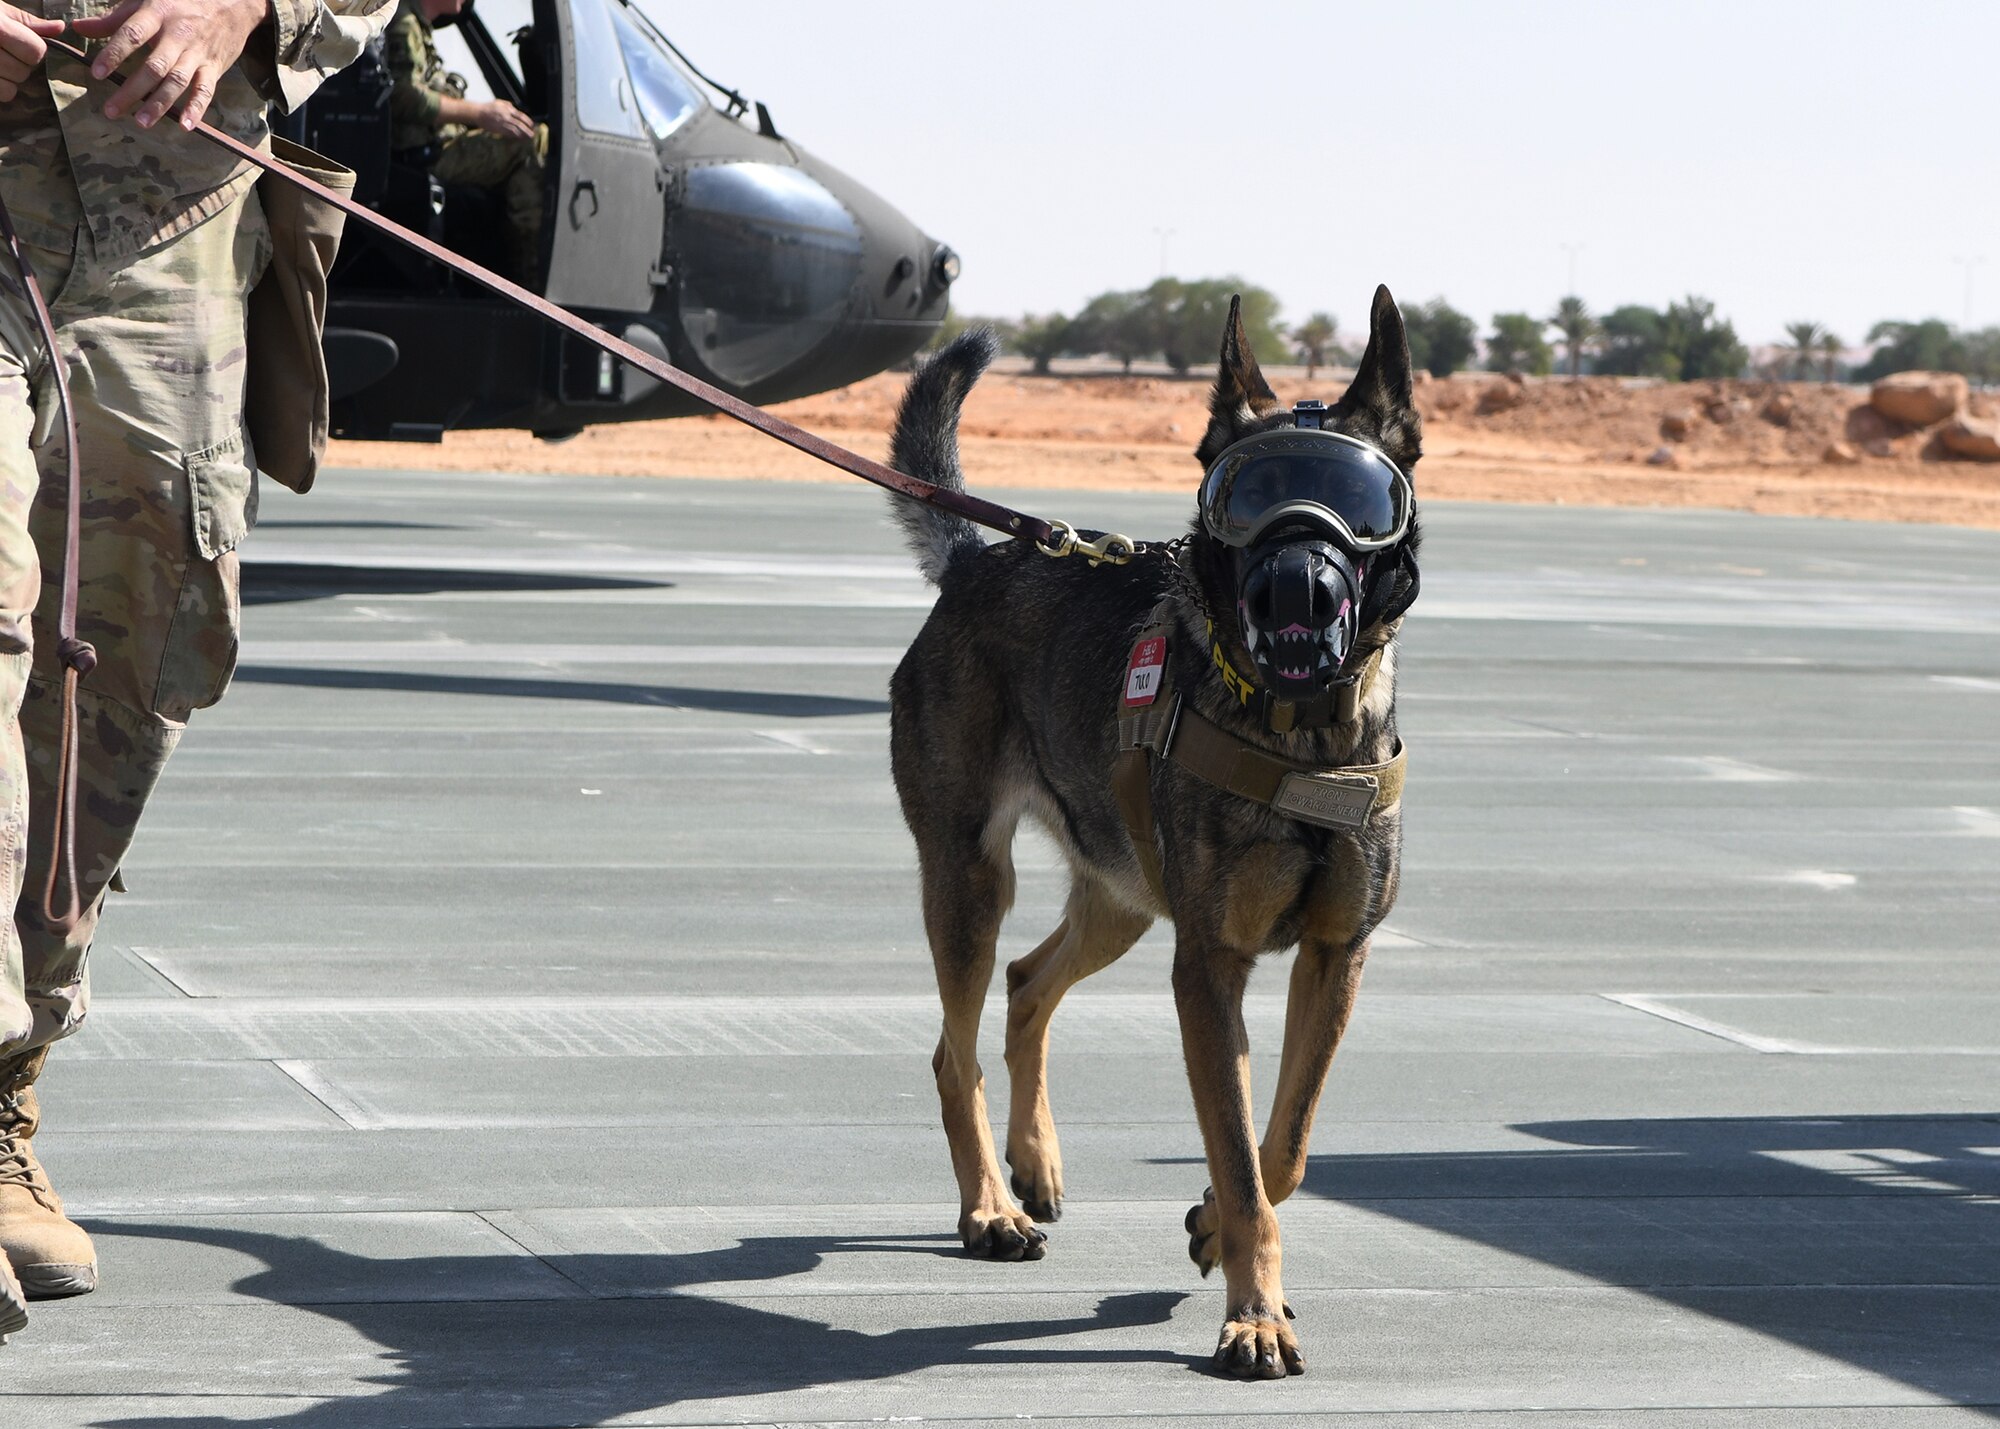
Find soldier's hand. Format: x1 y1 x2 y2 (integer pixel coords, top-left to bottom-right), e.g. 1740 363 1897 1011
0 5 67 104
473 99 536 141
71 0 268 130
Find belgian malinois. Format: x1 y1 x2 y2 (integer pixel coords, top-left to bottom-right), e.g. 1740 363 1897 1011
886 288 1421 1378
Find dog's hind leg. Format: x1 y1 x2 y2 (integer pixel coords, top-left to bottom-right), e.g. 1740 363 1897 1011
1003 878 1152 1222
923 837 1047 1261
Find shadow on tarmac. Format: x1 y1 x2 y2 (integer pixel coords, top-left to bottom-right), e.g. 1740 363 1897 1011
83 1226 1189 1426
77 1116 2000 1419
1296 1113 2000 1415
234 665 892 717
242 562 669 605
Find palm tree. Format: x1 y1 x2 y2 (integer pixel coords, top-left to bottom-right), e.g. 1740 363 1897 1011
1547 295 1597 377
1291 312 1337 380
1781 321 1827 381
1816 330 1844 383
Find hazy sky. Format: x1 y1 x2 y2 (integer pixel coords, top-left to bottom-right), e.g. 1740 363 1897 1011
460 0 2000 352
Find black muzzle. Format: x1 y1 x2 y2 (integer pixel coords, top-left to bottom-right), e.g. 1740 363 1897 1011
1237 538 1364 702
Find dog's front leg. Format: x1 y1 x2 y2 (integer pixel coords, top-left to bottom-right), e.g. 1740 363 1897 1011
1259 934 1370 1206
1173 940 1302 1378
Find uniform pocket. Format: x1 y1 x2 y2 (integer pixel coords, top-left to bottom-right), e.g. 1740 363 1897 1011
186 434 260 560
154 437 255 720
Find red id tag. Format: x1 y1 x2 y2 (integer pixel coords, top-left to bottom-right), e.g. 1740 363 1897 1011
1123 636 1166 707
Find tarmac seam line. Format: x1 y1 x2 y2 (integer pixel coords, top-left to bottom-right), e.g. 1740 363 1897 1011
1598 994 1852 1054
270 1059 383 1130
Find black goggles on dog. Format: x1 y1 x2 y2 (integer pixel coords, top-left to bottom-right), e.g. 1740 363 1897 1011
1198 403 1412 552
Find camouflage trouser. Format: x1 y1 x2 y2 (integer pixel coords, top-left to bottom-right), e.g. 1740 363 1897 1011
0 195 268 1054
433 122 547 282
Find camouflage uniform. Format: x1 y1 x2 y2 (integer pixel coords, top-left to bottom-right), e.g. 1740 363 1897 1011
385 0 545 281
0 0 395 1059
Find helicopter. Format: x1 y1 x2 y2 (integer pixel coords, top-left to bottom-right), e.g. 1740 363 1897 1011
282 0 959 442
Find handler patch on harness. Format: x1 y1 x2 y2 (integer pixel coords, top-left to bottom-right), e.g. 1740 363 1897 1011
1123 636 1166 707
1271 769 1380 831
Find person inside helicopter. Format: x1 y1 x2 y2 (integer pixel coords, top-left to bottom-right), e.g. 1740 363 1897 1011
385 0 546 284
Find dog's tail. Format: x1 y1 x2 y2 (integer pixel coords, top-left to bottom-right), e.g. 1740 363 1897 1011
887 327 998 585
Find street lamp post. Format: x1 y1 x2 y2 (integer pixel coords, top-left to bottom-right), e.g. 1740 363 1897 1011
1560 242 1584 298
1952 255 1986 328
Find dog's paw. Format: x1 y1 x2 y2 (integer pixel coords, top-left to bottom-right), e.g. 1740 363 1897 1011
1008 1162 1063 1224
1184 1187 1221 1278
960 1208 1048 1262
1212 1311 1304 1379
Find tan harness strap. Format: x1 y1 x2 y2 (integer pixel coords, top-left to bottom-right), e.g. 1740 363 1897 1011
1114 615 1406 905
1113 614 1178 903
1171 705 1404 830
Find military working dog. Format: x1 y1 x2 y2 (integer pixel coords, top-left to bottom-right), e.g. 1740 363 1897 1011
886 288 1422 1379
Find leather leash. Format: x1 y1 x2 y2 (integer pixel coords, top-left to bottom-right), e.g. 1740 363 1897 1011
0 188 96 933
39 30 1108 562
3 36 1143 929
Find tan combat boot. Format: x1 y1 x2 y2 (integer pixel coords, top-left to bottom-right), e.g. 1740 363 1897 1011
0 1049 98 1298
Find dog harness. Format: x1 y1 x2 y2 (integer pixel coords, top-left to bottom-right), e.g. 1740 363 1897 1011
1113 606 1406 903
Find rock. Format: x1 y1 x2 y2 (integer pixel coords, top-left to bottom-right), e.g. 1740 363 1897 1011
1822 440 1861 465
1845 404 1900 446
1864 438 1898 459
1645 444 1680 468
1761 391 1796 426
1870 371 1967 427
1477 380 1526 415
1971 392 1998 419
1659 409 1695 441
1937 413 2000 461
1705 396 1751 425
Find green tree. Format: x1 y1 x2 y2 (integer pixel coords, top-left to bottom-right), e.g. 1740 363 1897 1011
1596 304 1670 377
1012 314 1073 376
1964 329 2000 385
1816 330 1845 382
1291 312 1337 379
1068 289 1152 372
1664 295 1748 380
1781 321 1827 380
1144 277 1286 374
1487 312 1554 375
1547 295 1596 377
1404 298 1478 376
1856 319 1960 381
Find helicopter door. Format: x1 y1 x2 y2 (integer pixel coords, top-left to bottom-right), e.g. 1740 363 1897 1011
539 0 664 311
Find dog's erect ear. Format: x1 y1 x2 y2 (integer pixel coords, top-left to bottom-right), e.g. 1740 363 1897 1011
1196 294 1281 467
1333 285 1422 474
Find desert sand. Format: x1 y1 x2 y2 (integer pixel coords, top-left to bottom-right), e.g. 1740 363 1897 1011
327 363 2000 531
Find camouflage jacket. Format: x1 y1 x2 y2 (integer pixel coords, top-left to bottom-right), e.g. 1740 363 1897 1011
0 0 396 258
384 0 465 153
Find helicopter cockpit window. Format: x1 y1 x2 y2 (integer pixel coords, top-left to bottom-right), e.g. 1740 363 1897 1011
566 0 644 137
609 6 701 142
676 162 864 388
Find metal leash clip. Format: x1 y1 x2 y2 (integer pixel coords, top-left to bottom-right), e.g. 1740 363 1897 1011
1035 520 1138 567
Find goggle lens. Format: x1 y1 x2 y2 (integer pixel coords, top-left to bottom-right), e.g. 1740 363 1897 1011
1201 432 1409 549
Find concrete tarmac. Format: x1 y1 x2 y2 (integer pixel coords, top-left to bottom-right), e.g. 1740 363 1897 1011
4 470 1998 1425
